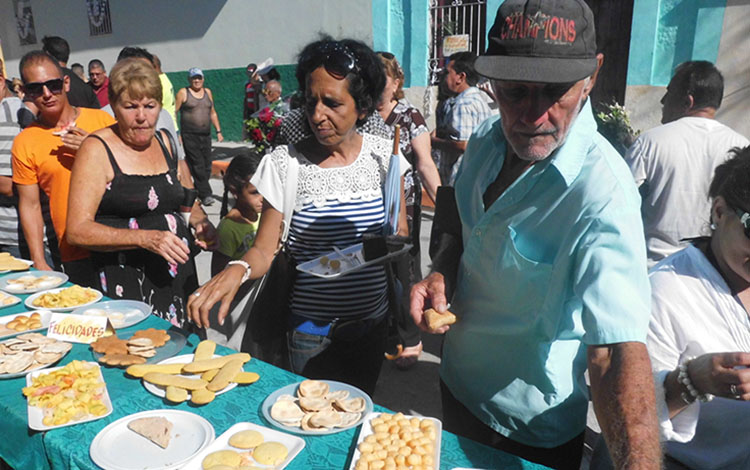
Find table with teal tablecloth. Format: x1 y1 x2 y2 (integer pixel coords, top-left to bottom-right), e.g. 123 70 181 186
0 277 550 470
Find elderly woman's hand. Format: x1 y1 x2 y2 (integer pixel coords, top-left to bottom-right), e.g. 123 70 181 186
140 229 190 265
193 219 220 251
688 352 750 399
187 263 246 329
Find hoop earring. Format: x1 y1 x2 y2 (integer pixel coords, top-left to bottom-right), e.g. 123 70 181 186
710 223 717 231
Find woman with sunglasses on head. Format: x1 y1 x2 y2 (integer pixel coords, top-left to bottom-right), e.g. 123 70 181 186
66 58 217 328
188 38 409 395
376 52 440 369
607 146 750 469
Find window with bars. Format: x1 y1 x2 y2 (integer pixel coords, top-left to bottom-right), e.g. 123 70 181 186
428 0 487 84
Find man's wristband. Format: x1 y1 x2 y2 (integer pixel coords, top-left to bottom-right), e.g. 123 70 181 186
216 130 222 133
228 260 251 283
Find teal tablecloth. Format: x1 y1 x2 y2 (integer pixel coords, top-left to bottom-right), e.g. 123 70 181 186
0 277 549 470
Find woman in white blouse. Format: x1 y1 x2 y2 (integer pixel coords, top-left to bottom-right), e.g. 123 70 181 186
188 38 408 395
645 145 750 469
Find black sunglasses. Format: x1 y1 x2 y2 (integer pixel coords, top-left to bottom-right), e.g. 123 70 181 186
305 43 359 80
377 51 395 60
24 78 64 98
733 206 750 238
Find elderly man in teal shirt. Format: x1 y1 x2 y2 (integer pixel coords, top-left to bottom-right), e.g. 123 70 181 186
411 1 661 469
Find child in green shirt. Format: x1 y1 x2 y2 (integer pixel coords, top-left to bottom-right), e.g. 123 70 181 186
211 150 263 276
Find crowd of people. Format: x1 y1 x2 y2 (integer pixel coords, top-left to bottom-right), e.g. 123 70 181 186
2 0 750 468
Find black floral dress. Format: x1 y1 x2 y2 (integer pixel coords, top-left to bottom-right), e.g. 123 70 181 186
89 134 198 328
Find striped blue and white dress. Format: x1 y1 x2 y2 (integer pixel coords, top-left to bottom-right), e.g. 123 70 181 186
253 133 409 323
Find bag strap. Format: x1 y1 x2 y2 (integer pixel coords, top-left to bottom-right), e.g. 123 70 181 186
280 155 299 244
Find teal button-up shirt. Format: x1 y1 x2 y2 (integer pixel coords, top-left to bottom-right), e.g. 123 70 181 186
442 100 650 447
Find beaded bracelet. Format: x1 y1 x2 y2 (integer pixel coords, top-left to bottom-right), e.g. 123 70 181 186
677 360 713 403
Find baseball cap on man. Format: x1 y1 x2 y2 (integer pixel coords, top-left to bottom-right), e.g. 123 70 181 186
475 0 598 83
188 67 203 78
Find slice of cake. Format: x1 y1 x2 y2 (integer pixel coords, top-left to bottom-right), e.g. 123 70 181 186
127 416 173 449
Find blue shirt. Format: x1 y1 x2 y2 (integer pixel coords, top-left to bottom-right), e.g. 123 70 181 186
442 100 651 447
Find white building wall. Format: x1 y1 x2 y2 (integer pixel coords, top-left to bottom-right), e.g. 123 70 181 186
625 0 750 138
0 0 373 75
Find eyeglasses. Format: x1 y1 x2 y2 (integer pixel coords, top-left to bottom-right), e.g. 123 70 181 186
304 42 359 80
733 206 750 238
24 78 64 98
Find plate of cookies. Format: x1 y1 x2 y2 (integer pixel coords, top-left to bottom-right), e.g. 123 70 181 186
142 354 241 399
91 328 186 368
262 379 373 435
0 310 52 340
183 421 305 470
73 300 151 329
0 333 72 379
0 271 68 294
126 339 260 407
90 409 214 470
25 285 102 312
0 291 22 309
349 412 442 470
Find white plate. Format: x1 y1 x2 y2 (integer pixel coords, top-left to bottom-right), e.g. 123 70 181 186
26 361 113 430
25 286 103 312
349 412 442 470
0 291 22 309
73 300 151 329
142 354 239 399
296 242 412 279
0 336 71 380
182 421 305 470
0 258 33 274
0 271 68 294
90 409 214 470
261 380 373 435
0 310 53 340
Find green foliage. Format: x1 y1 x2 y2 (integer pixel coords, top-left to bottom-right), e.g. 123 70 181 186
594 102 640 156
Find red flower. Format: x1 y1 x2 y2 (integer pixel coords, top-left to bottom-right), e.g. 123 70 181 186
267 129 277 142
251 128 264 141
259 107 272 123
273 118 283 128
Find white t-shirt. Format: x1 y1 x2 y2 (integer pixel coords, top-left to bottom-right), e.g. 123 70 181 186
625 117 749 267
648 244 750 469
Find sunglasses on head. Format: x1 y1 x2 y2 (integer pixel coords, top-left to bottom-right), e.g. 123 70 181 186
377 51 395 60
24 78 64 98
733 206 750 238
306 42 359 80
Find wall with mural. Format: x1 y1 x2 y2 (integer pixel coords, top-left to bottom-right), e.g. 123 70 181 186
0 0 373 141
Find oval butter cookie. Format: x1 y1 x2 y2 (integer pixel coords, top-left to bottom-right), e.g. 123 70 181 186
252 441 288 465
228 429 264 449
201 449 241 469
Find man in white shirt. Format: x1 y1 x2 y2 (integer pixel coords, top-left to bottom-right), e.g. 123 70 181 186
625 61 749 266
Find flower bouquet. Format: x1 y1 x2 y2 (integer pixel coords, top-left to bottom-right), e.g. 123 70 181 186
244 106 283 153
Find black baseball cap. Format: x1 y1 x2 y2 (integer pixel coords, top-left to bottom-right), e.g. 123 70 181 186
475 0 598 83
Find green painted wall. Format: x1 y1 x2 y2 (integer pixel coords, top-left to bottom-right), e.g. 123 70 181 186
627 0 728 86
372 0 430 87
165 64 298 142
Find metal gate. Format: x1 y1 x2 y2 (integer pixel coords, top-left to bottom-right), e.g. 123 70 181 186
428 0 487 84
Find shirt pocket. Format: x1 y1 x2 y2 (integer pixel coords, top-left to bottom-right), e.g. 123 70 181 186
494 226 553 328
